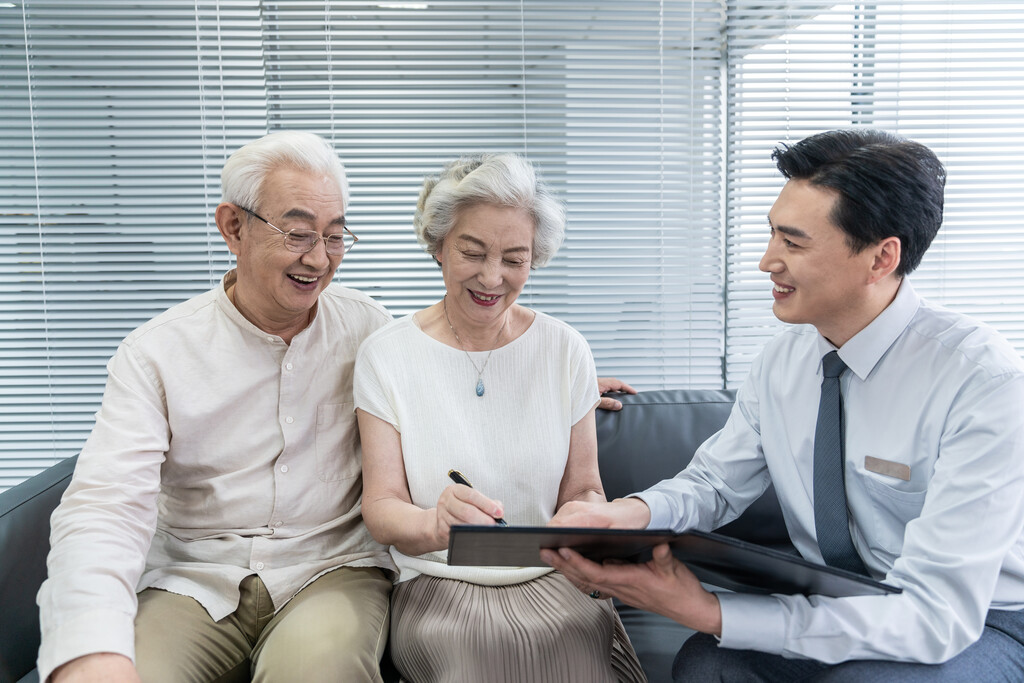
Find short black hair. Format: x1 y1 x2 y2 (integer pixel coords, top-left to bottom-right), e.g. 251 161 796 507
772 129 946 277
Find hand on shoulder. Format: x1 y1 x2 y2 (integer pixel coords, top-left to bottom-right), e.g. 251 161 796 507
50 653 140 683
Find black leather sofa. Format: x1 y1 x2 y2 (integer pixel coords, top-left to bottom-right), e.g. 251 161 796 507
595 389 791 681
0 389 793 683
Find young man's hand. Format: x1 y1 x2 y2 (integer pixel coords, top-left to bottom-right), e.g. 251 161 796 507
542 543 723 637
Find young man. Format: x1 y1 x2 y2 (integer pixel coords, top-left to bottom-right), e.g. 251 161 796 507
545 129 1024 681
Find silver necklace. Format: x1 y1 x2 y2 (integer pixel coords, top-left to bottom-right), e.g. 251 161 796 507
443 295 506 397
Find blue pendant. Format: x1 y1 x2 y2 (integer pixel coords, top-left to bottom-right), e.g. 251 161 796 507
476 378 485 397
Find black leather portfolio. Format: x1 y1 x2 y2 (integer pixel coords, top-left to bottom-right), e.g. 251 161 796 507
447 525 900 598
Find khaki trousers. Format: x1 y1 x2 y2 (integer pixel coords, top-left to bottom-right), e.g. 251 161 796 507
134 567 391 683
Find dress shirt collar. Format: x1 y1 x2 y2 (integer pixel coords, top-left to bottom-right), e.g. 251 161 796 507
815 278 922 381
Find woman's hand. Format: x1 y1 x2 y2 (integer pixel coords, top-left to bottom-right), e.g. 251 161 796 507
433 483 506 547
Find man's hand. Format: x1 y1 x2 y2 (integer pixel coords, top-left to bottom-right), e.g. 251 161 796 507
541 543 723 637
597 377 637 411
50 653 141 683
549 497 651 529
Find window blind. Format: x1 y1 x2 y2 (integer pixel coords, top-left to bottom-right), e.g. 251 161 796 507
0 0 267 489
725 0 1024 385
1 0 727 491
260 0 727 390
7 1 1024 492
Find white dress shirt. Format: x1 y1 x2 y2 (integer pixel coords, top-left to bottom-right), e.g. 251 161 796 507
37 270 395 681
637 280 1024 663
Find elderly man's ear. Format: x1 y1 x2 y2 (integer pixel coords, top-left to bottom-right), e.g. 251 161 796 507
215 203 246 256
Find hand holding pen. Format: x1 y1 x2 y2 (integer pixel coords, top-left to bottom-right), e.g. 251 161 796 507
447 469 508 527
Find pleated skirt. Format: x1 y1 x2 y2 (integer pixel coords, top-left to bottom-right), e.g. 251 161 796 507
389 571 647 683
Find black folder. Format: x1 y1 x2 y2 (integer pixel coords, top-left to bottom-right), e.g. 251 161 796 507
447 525 900 598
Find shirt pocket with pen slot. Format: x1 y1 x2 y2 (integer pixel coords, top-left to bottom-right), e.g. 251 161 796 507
861 471 927 557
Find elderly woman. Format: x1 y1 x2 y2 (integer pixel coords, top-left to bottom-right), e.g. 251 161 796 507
353 153 645 682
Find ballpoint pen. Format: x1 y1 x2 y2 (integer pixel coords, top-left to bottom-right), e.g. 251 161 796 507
447 469 508 527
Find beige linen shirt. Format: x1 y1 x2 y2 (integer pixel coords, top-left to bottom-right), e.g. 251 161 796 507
37 270 394 681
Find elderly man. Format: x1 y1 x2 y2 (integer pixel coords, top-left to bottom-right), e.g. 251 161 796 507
37 131 633 683
545 129 1024 681
37 131 395 682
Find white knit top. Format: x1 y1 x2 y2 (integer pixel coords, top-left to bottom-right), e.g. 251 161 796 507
354 310 600 585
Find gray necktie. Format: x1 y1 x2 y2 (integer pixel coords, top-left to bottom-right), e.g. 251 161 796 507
813 351 868 575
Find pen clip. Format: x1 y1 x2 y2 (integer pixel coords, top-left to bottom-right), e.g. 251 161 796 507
448 469 472 488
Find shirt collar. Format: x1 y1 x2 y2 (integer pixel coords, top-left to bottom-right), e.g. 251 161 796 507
815 279 922 381
215 269 321 345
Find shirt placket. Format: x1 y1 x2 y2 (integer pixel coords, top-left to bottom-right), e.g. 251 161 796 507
250 334 298 577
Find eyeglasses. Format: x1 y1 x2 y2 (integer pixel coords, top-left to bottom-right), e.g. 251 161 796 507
238 205 358 255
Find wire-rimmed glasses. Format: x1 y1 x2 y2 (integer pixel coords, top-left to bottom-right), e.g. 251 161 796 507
238 205 358 255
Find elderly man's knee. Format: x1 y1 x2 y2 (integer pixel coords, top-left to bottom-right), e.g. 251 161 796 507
255 633 383 682
252 569 390 683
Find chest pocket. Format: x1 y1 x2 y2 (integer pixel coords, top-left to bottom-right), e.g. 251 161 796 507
862 474 927 556
315 402 361 482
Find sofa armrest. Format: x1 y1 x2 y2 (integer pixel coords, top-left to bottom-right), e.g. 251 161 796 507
0 456 77 683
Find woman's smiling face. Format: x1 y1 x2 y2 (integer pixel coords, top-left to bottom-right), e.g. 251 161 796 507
437 202 535 334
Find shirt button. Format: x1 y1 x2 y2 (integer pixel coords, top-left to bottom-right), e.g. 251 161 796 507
285 416 294 424
285 362 293 371
274 521 283 528
280 465 289 473
266 336 275 343
255 561 265 570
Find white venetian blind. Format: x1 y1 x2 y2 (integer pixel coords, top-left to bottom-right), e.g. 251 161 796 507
0 0 267 489
259 0 727 389
1 0 728 491
725 0 1024 385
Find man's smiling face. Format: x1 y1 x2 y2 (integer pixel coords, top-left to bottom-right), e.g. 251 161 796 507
759 179 879 346
232 166 346 331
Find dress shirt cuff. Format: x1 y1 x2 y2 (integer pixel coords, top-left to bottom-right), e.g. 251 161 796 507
717 592 787 654
37 609 136 683
629 491 675 529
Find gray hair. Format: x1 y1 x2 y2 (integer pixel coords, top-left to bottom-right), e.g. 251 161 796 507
413 153 566 268
220 131 349 212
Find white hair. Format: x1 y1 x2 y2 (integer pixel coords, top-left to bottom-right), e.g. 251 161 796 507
413 153 566 268
220 131 349 212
